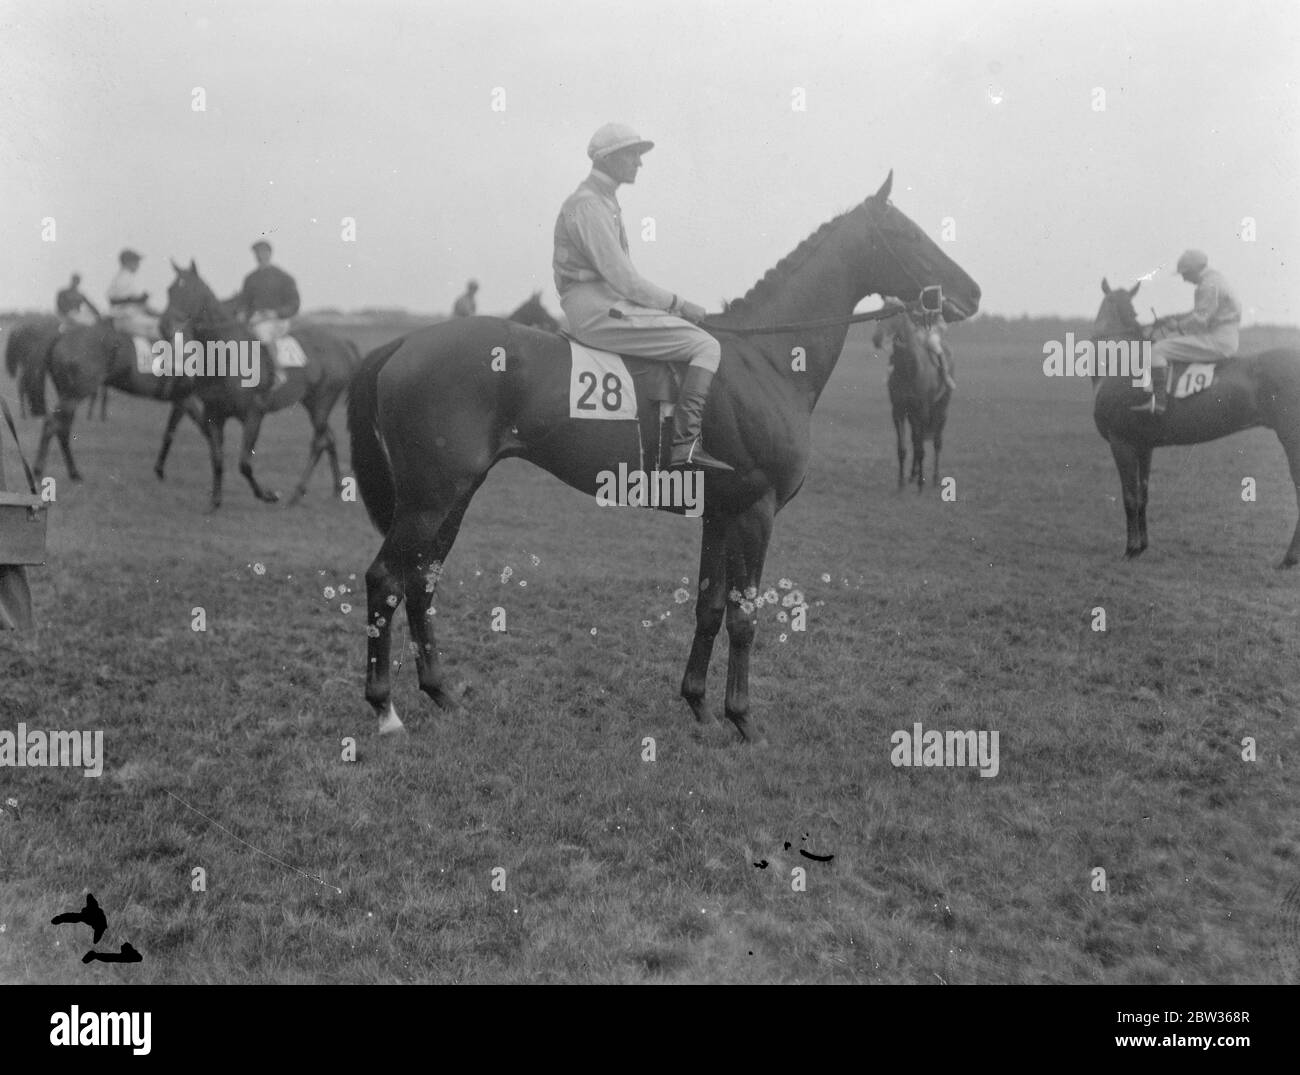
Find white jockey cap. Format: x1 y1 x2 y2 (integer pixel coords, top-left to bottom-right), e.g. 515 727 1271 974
587 123 655 161
1175 249 1208 275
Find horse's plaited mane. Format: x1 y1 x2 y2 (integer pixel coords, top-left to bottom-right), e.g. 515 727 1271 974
725 204 861 313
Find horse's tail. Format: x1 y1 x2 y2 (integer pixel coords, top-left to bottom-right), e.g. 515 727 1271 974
3 328 22 380
347 336 405 535
11 328 54 418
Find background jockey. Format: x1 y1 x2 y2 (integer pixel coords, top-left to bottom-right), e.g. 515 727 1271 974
1140 249 1241 414
236 240 301 388
453 279 478 317
56 273 99 328
106 249 160 339
553 122 731 471
873 297 956 392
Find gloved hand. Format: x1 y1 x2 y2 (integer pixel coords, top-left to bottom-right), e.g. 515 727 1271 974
678 300 707 323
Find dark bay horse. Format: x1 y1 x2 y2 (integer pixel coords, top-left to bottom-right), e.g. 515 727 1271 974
506 291 560 331
348 172 981 740
24 320 206 483
6 315 112 422
873 305 951 490
5 316 61 418
160 262 363 508
1093 278 1300 567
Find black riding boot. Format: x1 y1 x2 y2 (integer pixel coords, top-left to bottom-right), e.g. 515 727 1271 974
1131 367 1168 414
1152 369 1168 414
670 366 733 471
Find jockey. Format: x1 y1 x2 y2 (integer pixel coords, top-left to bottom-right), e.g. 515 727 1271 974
56 273 99 328
1138 249 1241 414
553 122 731 471
874 298 955 392
106 250 160 339
236 240 300 390
453 280 479 317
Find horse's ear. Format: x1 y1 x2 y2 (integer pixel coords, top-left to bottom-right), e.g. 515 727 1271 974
171 259 183 275
1101 277 1111 294
1128 280 1141 297
189 259 197 274
873 170 894 201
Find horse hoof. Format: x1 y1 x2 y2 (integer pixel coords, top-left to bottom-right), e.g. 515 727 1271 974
262 491 281 504
377 704 406 736
1277 557 1297 570
288 489 306 506
70 473 83 483
154 468 165 482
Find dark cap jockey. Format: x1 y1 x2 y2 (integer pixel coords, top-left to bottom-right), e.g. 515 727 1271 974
56 273 99 328
553 123 731 470
453 279 479 317
236 240 300 389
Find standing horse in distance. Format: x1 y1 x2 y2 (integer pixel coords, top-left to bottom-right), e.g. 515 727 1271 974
159 262 363 509
506 291 560 332
1093 278 1300 567
872 302 951 491
348 171 981 741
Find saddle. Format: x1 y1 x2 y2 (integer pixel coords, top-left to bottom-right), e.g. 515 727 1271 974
1140 359 1223 401
562 333 686 469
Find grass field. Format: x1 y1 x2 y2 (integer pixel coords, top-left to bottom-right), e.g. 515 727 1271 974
1 317 1297 983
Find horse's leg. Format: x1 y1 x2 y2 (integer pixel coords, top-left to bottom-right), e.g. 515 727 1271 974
680 511 729 725
932 415 945 489
721 494 776 744
1279 433 1300 568
912 416 925 491
34 414 57 482
1135 443 1153 557
99 384 108 421
402 489 481 710
288 392 341 505
53 402 82 482
155 400 188 481
205 413 226 511
1107 437 1144 558
364 524 407 733
324 424 343 495
893 412 906 490
236 407 279 503
364 490 477 731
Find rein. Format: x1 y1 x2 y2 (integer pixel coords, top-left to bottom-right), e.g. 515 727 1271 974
609 206 946 337
609 289 944 338
699 305 909 337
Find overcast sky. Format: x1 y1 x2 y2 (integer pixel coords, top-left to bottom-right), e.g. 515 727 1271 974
2 0 1297 321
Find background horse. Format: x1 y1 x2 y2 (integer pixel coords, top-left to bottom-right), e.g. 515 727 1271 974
23 319 206 483
348 171 981 741
506 291 560 332
6 315 112 423
5 316 61 419
160 261 363 509
1093 278 1300 566
873 305 951 490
